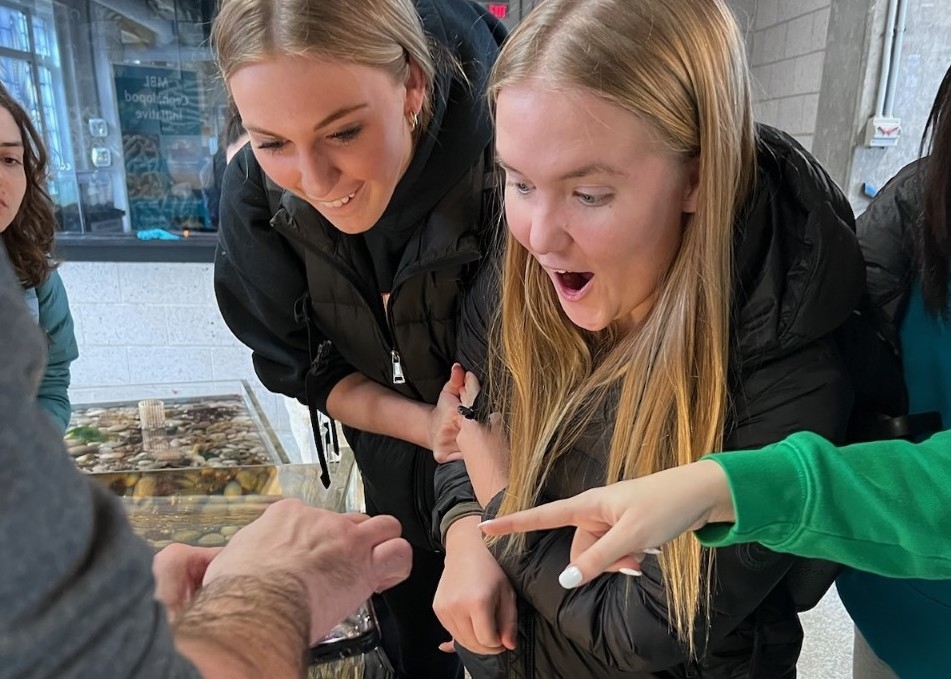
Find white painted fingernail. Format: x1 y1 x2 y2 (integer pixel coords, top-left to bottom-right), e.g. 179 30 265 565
558 565 583 589
644 548 662 555
620 568 643 577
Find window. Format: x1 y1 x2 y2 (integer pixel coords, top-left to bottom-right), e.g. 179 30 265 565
0 0 225 261
0 1 79 222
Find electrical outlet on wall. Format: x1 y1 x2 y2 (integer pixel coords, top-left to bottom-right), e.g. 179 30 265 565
865 116 902 147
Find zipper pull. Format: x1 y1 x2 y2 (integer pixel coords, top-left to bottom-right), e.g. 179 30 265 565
391 349 406 385
311 340 332 374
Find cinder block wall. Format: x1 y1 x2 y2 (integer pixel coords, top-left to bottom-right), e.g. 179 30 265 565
744 0 832 152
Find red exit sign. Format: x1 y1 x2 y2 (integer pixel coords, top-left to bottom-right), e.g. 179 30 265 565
487 3 508 19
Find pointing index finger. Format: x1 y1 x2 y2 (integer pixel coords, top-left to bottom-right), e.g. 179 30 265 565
479 501 577 536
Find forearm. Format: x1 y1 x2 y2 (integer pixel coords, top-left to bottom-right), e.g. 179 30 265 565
444 514 484 551
36 363 72 433
698 430 951 579
434 462 483 546
326 373 433 448
173 575 310 679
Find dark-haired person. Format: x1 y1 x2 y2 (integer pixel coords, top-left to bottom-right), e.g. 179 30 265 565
202 109 250 228
0 82 77 433
836 60 951 679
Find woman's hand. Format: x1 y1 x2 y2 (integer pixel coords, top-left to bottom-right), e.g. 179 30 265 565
434 516 518 655
431 363 466 463
479 459 735 588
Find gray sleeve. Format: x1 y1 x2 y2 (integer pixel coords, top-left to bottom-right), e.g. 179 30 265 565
0 244 202 679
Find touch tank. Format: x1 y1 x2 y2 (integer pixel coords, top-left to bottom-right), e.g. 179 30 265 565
68 381 392 677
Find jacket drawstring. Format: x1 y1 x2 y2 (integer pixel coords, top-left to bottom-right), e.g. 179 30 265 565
294 293 338 488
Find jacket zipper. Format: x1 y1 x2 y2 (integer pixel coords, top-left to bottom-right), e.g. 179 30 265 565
390 349 406 384
314 339 332 373
277 215 481 389
383 250 481 386
383 286 405 386
383 253 479 384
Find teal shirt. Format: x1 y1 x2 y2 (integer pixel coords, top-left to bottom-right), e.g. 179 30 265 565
837 283 951 678
26 269 78 434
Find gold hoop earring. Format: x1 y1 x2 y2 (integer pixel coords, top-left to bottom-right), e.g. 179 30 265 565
408 110 419 131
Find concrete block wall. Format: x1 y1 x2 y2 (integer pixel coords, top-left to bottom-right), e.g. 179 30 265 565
761 0 951 213
742 0 832 152
59 260 295 453
843 0 951 212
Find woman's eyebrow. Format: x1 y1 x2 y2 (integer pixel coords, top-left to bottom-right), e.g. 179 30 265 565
244 104 369 137
496 157 627 180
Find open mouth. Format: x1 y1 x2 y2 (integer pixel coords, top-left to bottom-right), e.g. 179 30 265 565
553 269 594 292
549 268 595 301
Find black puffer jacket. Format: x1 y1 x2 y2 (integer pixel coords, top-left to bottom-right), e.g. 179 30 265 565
214 0 505 551
856 159 925 323
454 127 869 678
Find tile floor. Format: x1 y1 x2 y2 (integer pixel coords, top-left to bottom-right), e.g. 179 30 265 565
798 586 854 678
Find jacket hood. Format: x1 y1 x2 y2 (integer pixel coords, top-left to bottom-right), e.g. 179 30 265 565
361 0 505 289
731 125 864 370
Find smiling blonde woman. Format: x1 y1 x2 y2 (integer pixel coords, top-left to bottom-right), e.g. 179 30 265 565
211 0 508 676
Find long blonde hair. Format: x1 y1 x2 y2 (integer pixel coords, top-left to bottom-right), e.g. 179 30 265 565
211 0 437 131
488 0 755 652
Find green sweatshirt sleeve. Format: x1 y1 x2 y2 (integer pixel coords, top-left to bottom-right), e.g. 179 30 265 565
35 270 79 434
695 430 951 579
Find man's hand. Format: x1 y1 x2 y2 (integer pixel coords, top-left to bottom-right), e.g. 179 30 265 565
153 544 222 624
202 499 412 643
433 516 517 655
173 499 411 678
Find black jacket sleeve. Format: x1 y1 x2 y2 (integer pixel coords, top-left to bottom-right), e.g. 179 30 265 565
214 146 356 405
856 160 922 323
432 242 499 543
486 337 854 673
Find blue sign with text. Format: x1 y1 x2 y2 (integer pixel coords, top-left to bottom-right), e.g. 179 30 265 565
113 65 207 231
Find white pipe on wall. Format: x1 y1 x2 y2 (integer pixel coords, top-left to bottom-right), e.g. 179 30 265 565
875 0 900 117
883 0 910 117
